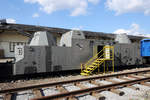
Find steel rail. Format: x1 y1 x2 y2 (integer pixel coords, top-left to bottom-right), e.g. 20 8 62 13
31 77 150 100
0 69 150 94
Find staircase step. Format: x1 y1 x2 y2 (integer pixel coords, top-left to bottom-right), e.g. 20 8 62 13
94 61 101 63
97 59 105 61
80 72 89 76
92 63 98 66
83 70 91 73
89 66 96 68
87 68 95 70
89 65 95 68
88 67 96 69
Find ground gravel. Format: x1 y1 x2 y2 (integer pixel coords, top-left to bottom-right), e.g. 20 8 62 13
0 68 150 90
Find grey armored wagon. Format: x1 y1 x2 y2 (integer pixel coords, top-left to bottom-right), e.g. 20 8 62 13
14 30 143 75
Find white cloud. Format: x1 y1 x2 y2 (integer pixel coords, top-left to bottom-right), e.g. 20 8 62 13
114 29 130 34
24 0 100 16
32 13 39 18
88 0 100 4
114 23 150 37
6 18 16 23
106 0 150 15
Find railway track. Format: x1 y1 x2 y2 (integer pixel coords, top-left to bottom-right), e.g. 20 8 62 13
1 69 150 100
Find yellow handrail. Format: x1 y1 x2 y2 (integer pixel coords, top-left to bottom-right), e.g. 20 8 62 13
81 46 114 75
85 53 105 71
85 47 105 66
85 46 113 66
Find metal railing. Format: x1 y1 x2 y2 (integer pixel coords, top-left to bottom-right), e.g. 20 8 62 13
81 46 114 74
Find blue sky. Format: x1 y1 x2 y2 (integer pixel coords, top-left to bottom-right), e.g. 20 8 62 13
0 0 150 36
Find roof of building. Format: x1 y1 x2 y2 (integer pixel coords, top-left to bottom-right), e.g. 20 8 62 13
0 23 145 41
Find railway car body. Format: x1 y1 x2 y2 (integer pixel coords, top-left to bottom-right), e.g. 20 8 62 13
141 39 150 57
13 31 144 75
140 39 150 63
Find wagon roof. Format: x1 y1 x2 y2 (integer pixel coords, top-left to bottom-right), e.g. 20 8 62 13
0 23 144 41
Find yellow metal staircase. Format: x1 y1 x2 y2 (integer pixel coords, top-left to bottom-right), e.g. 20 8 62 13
81 46 114 76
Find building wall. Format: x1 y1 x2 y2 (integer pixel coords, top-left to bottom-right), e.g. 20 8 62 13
56 37 61 46
0 31 28 57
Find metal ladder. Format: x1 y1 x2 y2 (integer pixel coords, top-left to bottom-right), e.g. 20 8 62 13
81 46 114 76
